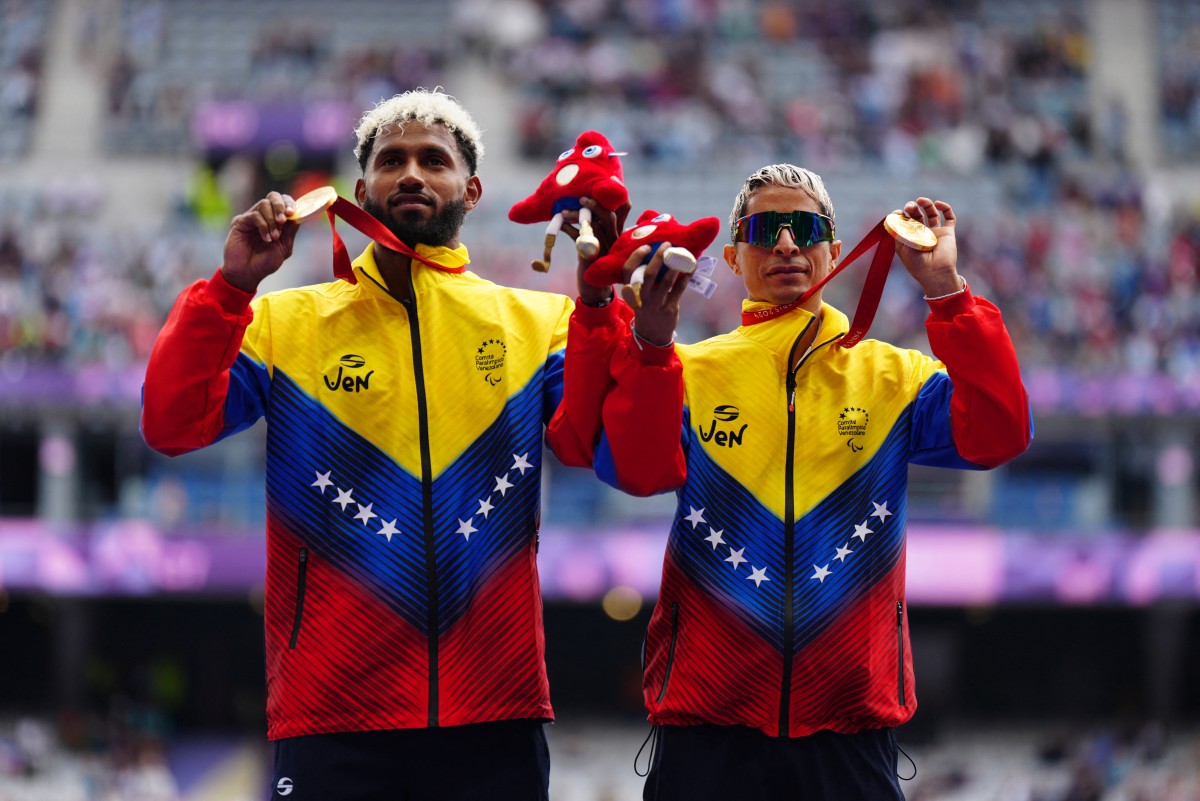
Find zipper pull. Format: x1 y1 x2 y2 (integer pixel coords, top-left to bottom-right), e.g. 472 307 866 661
789 387 795 412
787 372 796 413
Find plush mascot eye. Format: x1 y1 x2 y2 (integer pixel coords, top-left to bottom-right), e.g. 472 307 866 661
651 214 672 223
631 224 658 239
581 145 603 158
557 149 575 161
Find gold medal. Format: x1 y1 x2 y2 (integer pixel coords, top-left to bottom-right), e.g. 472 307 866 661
883 212 937 252
288 185 338 223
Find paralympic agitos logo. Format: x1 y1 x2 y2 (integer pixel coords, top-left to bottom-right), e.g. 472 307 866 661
698 404 747 448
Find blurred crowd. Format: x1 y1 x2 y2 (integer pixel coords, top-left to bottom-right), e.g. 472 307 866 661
477 0 1095 176
1 715 1198 801
0 0 1199 411
0 0 47 160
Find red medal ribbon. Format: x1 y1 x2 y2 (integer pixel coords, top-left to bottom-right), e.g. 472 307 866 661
322 196 467 285
740 220 896 349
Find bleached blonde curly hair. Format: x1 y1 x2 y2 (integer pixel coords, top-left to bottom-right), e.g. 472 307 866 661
354 88 485 175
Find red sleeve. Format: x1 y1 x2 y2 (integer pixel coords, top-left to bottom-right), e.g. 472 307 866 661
546 298 633 467
598 325 687 496
141 269 255 456
925 289 1032 468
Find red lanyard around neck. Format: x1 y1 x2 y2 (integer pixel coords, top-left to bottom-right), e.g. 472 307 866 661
320 196 464 284
740 220 894 349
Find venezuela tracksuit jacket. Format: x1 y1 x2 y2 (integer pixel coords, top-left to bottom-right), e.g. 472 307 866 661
142 243 572 739
548 287 1031 738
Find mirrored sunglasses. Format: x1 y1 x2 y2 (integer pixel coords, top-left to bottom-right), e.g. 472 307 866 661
733 210 836 248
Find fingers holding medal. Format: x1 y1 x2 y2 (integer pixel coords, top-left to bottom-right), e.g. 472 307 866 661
885 197 955 253
288 185 339 224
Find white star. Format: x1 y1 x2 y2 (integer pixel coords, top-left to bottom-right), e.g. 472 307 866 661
747 566 770 587
378 519 400 542
494 474 514 496
511 453 533 475
871 501 892 523
684 507 706 529
835 544 854 562
311 471 333 493
456 518 478 540
354 503 377 525
332 488 355 510
704 529 726 549
725 547 747 570
477 498 494 519
811 564 832 583
852 521 873 542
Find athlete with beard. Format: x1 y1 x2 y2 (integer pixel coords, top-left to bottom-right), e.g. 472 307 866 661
141 89 623 800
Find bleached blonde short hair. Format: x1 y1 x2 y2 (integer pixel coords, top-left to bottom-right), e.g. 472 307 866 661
353 88 485 175
729 164 836 241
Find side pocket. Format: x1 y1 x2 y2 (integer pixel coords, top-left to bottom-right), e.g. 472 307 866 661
896 600 906 706
288 547 310 650
655 602 681 703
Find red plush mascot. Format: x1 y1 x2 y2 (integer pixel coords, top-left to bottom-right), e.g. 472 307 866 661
509 131 629 272
583 210 722 301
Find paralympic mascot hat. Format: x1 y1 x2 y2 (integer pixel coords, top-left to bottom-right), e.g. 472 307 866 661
508 130 629 272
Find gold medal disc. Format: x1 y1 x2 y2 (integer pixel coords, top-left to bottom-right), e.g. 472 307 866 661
883 212 937 252
288 185 339 223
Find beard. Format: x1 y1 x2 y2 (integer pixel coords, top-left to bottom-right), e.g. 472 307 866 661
361 196 467 250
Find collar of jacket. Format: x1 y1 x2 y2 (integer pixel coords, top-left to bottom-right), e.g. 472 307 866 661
735 299 849 359
352 241 472 293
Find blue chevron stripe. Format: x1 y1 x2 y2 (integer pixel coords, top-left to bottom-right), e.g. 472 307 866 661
266 371 429 628
432 367 546 635
673 405 920 654
262 366 550 637
910 372 980 469
672 407 788 651
217 353 272 441
791 413 911 654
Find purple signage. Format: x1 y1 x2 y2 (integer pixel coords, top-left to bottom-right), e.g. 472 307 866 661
192 100 355 153
3 519 1200 605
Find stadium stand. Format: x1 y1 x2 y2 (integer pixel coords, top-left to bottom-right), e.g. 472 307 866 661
1 0 1199 799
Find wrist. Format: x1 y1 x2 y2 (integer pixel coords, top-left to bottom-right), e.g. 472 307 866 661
579 287 615 308
220 265 261 294
920 274 964 300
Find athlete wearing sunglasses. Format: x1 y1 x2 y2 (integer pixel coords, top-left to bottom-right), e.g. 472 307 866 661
551 162 1031 801
724 185 843 312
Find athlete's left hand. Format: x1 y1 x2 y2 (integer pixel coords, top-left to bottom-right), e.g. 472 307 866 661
893 197 962 298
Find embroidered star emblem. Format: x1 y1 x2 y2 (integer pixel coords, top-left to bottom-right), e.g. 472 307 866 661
477 498 494 519
852 522 873 542
684 507 706 529
332 488 355 510
747 566 770 587
311 471 333 493
704 529 726 549
494 474 514 496
871 501 892 523
378 519 400 542
456 518 478 541
725 547 747 570
354 503 377 525
511 453 533 475
835 544 854 562
811 564 832 583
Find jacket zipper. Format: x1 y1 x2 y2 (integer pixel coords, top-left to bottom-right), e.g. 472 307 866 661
896 601 906 706
655 602 681 703
287 547 309 649
779 321 840 736
400 272 439 728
